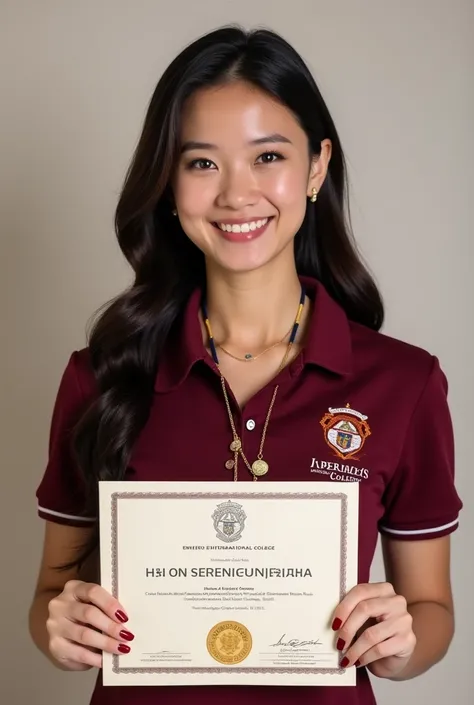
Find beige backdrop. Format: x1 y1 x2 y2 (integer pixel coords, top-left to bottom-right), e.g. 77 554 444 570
1 1 472 703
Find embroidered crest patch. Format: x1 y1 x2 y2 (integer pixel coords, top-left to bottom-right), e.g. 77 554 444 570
320 405 371 460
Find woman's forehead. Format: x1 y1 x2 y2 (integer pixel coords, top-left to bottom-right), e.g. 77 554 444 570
179 82 303 146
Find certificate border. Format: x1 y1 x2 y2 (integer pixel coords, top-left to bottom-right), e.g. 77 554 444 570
110 491 348 676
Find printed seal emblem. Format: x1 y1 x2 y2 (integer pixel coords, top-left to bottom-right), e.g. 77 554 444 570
212 500 246 543
207 621 253 664
320 404 371 460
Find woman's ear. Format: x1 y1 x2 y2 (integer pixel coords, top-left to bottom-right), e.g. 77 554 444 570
307 138 332 196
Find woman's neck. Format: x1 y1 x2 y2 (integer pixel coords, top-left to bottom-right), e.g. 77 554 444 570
203 262 305 352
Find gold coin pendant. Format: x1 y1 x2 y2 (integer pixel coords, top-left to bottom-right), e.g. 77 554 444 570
251 459 269 477
230 439 242 452
225 459 235 470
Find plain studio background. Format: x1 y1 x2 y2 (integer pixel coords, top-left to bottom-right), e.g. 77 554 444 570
1 1 472 703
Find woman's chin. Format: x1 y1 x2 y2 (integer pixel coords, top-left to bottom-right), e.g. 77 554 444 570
201 229 295 276
209 251 277 275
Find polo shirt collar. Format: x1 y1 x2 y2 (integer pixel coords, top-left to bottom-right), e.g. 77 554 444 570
298 275 353 376
154 275 353 393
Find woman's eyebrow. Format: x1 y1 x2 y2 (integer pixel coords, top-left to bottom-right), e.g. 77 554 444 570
180 133 292 154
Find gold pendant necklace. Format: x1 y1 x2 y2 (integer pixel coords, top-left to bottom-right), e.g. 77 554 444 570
203 286 305 481
217 321 294 363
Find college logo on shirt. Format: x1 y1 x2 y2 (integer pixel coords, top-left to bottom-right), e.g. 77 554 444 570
320 404 371 460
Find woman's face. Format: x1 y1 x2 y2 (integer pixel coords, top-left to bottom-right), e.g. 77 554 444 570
172 80 330 274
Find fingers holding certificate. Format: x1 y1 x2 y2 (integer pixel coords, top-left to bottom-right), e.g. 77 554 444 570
99 481 358 686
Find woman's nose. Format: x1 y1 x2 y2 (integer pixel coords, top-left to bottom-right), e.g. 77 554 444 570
216 170 260 210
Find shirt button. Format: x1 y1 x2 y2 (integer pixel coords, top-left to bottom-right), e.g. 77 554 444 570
246 419 256 431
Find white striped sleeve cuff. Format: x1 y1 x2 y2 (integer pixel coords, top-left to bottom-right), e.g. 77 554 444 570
379 517 459 539
37 505 96 525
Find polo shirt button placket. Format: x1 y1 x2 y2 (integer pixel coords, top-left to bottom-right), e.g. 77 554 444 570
240 416 262 480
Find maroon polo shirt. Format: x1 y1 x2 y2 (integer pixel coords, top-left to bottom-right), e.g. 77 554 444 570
36 276 462 705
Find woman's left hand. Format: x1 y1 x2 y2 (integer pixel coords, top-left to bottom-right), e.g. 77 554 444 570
332 582 417 679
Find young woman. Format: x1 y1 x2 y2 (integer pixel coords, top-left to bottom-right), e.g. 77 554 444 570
29 25 462 705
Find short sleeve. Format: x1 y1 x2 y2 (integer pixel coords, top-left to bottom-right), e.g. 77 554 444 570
379 356 463 540
36 350 97 526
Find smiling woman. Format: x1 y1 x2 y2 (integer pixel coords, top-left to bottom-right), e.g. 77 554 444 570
29 23 462 705
173 83 331 274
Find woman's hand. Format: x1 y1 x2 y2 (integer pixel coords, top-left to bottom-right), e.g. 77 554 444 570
47 580 134 670
331 581 416 679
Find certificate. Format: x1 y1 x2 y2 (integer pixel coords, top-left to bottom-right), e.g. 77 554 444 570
99 481 358 686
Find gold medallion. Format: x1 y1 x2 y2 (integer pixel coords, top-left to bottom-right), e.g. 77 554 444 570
225 459 235 470
206 621 252 664
230 439 242 452
251 459 269 477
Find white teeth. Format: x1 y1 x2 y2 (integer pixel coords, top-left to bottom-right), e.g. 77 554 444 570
218 217 269 233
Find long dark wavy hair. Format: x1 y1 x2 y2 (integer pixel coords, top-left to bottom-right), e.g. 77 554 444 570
69 25 383 568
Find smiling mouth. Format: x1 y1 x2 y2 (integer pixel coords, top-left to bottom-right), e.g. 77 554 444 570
212 216 274 234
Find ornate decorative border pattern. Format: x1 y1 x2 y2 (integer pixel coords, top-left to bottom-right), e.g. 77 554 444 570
110 491 348 676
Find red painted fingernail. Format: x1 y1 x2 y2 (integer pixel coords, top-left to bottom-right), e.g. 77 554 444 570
118 644 130 654
119 630 135 642
115 610 128 623
340 656 349 668
355 660 361 667
336 638 345 651
332 618 342 630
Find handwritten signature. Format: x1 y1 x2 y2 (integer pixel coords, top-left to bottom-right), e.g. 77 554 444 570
270 634 322 648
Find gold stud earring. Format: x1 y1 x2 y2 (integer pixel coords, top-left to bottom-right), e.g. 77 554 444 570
310 188 318 203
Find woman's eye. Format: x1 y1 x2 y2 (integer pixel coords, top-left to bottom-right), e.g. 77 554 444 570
257 151 284 164
188 158 215 170
186 152 284 170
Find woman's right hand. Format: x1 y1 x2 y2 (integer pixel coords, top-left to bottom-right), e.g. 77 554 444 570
47 580 135 670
